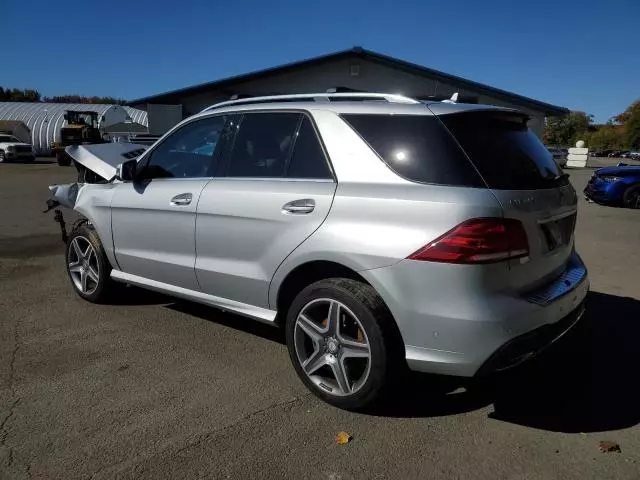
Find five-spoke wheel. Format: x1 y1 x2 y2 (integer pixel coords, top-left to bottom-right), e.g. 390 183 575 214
294 298 371 397
65 223 114 303
68 236 100 295
286 278 401 410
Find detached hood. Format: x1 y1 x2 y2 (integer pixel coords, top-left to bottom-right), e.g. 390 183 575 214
65 143 147 181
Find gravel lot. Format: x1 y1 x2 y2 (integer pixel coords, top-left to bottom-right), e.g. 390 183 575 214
1 158 639 479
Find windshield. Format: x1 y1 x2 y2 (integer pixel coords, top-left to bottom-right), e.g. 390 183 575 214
438 111 567 190
0 135 19 143
67 112 98 127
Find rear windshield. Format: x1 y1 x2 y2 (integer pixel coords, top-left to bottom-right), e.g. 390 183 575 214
438 111 568 190
341 114 484 187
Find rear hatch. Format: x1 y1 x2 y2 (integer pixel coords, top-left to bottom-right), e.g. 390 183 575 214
435 109 578 291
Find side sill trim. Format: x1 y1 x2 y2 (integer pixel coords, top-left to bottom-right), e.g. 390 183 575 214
110 270 277 323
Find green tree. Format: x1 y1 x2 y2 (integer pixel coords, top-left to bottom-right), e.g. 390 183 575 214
619 100 640 149
42 94 126 105
586 124 625 149
0 86 42 102
544 111 593 146
0 86 123 105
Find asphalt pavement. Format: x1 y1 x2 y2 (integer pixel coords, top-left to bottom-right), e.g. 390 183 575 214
1 158 639 479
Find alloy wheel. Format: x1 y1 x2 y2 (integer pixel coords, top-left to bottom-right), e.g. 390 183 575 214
294 298 371 397
68 236 100 295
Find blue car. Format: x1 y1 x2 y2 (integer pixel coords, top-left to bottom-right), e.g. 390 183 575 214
584 164 640 208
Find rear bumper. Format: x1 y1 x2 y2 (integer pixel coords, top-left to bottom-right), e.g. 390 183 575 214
361 252 589 377
475 299 585 375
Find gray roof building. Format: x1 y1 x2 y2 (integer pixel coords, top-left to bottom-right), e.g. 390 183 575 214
128 47 567 137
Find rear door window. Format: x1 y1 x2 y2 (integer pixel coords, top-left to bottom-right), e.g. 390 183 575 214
438 111 567 190
341 114 484 187
286 117 332 179
226 112 300 178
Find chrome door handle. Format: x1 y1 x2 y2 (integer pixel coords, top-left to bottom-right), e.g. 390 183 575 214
282 199 315 214
170 193 192 206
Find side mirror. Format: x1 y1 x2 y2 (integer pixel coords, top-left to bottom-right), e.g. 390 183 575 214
115 159 137 182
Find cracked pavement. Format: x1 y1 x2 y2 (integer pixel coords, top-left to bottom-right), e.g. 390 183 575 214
1 160 639 479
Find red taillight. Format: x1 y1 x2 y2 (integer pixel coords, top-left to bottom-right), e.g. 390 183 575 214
407 218 529 264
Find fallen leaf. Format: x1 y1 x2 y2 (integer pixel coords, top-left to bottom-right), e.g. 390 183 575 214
335 431 352 445
599 441 621 453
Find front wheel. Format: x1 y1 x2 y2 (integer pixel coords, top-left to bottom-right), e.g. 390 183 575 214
285 278 401 410
57 151 71 166
66 223 115 303
622 185 640 209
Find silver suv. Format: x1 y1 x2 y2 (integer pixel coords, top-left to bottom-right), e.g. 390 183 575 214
49 93 589 410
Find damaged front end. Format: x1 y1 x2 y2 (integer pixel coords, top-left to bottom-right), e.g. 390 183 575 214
44 143 147 243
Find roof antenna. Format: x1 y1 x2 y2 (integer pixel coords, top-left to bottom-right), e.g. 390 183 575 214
442 92 459 104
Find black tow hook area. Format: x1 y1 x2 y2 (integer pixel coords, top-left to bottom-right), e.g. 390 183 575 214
43 199 68 244
53 209 68 244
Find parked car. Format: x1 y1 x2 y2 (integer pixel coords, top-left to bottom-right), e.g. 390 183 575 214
548 147 568 168
608 150 629 158
584 164 640 208
620 151 640 159
0 134 35 163
46 93 589 410
590 149 613 157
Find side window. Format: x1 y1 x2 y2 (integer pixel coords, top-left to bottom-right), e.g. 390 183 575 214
286 117 332 179
142 116 227 179
226 112 300 178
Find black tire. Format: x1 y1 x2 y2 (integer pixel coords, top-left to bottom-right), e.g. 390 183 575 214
285 278 403 411
57 151 71 166
65 223 115 303
622 184 640 209
0 150 5 163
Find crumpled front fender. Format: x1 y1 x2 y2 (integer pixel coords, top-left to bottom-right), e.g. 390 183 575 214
45 181 119 269
48 182 83 209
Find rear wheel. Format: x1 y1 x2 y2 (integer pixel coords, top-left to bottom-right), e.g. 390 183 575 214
285 278 401 410
622 185 640 209
66 224 115 303
0 150 5 163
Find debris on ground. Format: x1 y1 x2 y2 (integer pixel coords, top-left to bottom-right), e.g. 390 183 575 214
599 441 621 453
335 431 352 445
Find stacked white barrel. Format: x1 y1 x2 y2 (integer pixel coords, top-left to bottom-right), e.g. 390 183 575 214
567 140 588 168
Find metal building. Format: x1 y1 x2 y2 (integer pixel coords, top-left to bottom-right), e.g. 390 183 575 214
0 102 148 155
128 47 568 138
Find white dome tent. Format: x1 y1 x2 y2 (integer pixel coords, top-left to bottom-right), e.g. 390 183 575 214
0 102 148 155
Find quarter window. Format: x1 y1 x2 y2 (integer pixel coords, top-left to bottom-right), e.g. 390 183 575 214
342 114 484 187
142 116 227 179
